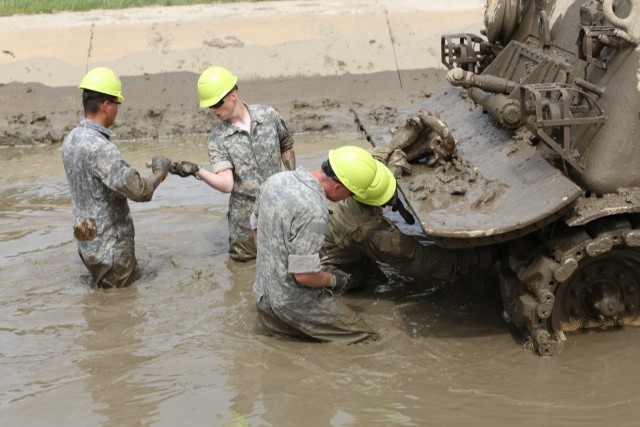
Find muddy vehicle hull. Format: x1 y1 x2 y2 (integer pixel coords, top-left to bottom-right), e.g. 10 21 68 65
356 0 640 355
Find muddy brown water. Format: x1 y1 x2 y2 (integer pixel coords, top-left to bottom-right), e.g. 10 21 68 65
1 133 639 426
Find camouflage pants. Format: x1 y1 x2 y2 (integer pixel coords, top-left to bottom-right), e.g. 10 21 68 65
77 219 137 288
228 193 257 262
256 291 378 344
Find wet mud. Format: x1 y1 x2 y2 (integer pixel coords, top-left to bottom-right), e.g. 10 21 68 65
0 69 445 147
2 134 640 426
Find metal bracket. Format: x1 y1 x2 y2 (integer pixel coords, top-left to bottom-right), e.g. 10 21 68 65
579 26 626 69
520 83 607 173
538 10 551 47
441 33 487 73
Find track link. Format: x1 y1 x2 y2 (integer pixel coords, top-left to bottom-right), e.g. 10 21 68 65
500 214 640 355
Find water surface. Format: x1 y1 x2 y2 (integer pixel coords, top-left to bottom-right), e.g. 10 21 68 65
1 133 638 426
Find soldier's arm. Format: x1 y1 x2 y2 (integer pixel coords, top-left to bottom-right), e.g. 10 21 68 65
294 270 334 288
281 147 296 171
204 130 235 191
362 216 493 282
92 140 164 202
120 168 163 202
196 168 233 193
277 115 295 170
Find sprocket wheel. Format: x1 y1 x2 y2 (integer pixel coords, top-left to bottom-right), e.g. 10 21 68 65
551 249 640 340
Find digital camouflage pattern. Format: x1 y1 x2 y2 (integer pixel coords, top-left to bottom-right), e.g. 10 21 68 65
207 104 293 261
62 119 162 288
322 197 496 288
252 167 377 343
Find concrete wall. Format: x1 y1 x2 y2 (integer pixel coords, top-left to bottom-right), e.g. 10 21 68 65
0 0 484 87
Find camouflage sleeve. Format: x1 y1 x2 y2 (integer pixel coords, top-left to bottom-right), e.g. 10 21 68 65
272 108 293 153
276 114 294 152
287 215 327 274
361 215 459 282
94 143 159 202
122 170 163 202
207 132 233 173
277 114 295 170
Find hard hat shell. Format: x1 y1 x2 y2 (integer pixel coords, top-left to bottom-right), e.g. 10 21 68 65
79 67 124 101
197 66 238 108
328 146 378 199
355 160 397 206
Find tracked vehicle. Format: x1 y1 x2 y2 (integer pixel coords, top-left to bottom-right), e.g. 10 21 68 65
355 0 640 355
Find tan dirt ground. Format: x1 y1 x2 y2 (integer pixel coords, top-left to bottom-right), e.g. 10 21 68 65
0 1 484 146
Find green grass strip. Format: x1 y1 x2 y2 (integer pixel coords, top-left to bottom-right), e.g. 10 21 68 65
0 0 265 16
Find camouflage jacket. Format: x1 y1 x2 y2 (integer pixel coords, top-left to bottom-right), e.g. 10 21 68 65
207 104 293 200
322 198 390 267
322 197 491 283
62 119 159 237
252 167 331 307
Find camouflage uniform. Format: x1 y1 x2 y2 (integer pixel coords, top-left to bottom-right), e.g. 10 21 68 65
62 119 162 288
207 104 293 261
253 167 377 343
322 197 495 288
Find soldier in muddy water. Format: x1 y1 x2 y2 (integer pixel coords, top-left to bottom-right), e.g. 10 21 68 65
170 66 296 262
321 110 496 292
251 146 391 343
321 190 497 292
61 67 171 289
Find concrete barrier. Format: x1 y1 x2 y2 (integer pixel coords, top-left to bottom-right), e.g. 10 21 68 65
0 0 484 87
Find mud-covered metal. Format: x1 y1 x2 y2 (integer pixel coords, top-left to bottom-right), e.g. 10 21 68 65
355 0 640 355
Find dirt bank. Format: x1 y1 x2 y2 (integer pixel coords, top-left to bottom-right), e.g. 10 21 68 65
0 1 485 146
0 67 447 146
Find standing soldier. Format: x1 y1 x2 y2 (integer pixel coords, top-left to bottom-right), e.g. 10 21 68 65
62 67 171 288
170 66 295 262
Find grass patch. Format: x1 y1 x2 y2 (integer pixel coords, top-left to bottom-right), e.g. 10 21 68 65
0 0 262 16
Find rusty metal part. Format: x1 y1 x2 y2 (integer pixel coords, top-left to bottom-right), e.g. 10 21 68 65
446 67 518 94
578 26 630 69
500 215 640 355
520 83 606 174
441 33 490 73
468 88 522 128
552 248 640 336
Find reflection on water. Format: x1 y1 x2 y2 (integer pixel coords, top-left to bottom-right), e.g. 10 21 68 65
1 134 640 426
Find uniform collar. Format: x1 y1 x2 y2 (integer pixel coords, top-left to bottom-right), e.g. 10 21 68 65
218 103 264 137
79 118 116 139
293 166 332 214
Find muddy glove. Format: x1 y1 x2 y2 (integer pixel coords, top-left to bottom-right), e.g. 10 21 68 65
328 269 350 295
151 155 171 176
170 161 200 178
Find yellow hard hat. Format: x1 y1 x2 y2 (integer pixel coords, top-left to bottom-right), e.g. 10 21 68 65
79 67 124 101
355 160 397 206
197 66 238 108
328 146 378 199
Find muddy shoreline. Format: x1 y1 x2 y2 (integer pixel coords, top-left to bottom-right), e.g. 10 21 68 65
0 68 447 146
